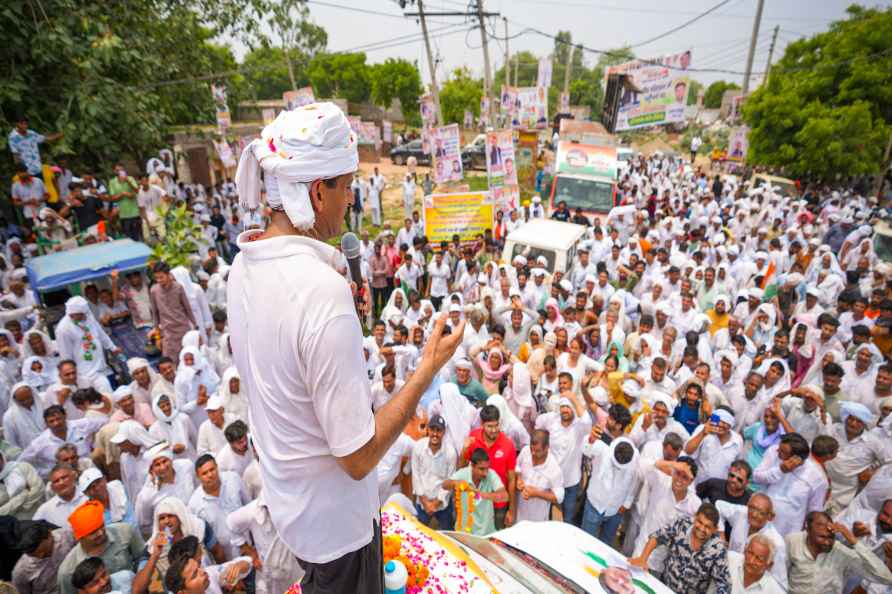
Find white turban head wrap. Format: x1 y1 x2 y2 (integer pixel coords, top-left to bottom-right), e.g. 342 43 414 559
714 409 735 427
840 401 873 426
235 102 359 230
65 296 90 316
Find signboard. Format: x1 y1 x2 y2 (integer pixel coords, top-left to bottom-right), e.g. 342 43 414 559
261 108 277 125
420 94 437 126
479 96 491 126
431 124 463 184
382 120 393 143
464 110 474 129
421 125 431 155
423 192 493 243
605 50 692 131
214 140 237 168
537 56 553 89
283 86 315 110
559 92 570 114
499 85 518 118
347 115 362 138
486 129 519 210
555 141 618 179
514 86 548 130
516 130 538 196
728 126 749 162
210 82 230 133
358 121 380 146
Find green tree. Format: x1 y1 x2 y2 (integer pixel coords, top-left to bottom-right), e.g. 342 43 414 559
151 203 205 267
242 47 309 100
743 5 892 180
265 0 327 91
704 80 740 109
494 51 539 89
307 52 372 103
369 58 423 123
687 79 704 106
439 68 483 126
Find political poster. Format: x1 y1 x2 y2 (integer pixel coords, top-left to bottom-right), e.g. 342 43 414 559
560 92 570 114
347 115 362 138
727 126 749 162
537 56 553 89
485 130 517 185
210 82 230 133
516 131 538 195
555 141 618 179
464 110 474 129
283 86 315 110
214 140 237 169
490 185 520 211
431 124 463 184
261 108 277 125
604 50 691 131
359 122 381 148
514 86 548 130
479 96 491 126
382 120 393 143
420 94 437 126
500 85 518 117
423 191 493 243
421 125 431 155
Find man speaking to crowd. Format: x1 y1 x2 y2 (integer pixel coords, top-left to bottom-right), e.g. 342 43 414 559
228 102 464 593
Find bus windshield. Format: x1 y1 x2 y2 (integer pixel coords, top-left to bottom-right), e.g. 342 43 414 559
552 176 614 212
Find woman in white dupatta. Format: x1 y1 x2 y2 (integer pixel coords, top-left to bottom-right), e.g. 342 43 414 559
149 393 197 461
1 382 44 450
219 366 247 424
174 345 220 428
170 266 213 344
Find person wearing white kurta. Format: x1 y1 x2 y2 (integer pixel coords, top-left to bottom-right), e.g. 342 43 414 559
727 547 786 594
514 438 564 523
753 442 827 537
2 382 44 450
170 266 213 344
53 297 118 393
632 458 701 571
217 440 254 477
109 420 156 503
197 396 234 456
685 414 744 486
148 392 197 461
0 451 44 519
716 495 789 589
18 414 106 480
376 433 415 505
218 367 247 424
227 495 304 594
134 445 196 535
368 172 384 227
401 175 416 219
824 403 890 512
189 463 250 560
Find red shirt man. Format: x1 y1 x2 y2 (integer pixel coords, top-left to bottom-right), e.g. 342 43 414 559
463 404 517 522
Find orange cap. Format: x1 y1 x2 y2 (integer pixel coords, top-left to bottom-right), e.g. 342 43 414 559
69 500 105 540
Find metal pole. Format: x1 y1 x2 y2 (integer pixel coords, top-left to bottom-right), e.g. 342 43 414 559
742 0 765 94
418 0 443 125
503 17 509 93
762 25 779 85
476 0 493 122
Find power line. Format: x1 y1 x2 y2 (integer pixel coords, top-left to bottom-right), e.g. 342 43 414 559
628 0 736 48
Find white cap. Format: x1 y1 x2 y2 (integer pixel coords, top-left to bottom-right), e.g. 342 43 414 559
205 395 225 411
449 304 462 313
77 468 104 493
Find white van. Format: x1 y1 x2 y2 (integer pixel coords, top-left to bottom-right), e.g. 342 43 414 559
502 219 588 275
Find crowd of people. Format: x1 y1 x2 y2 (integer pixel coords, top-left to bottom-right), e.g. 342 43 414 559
2 109 892 594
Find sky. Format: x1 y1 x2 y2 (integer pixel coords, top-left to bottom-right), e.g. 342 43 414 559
231 0 891 90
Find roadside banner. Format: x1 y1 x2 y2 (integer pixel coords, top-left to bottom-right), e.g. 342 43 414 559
464 110 474 129
420 94 437 126
537 56 553 89
214 140 237 168
283 86 315 110
605 50 692 131
210 82 230 133
516 131 538 197
479 96 491 126
500 85 518 118
560 92 570 114
485 130 517 184
359 122 380 148
421 125 431 155
727 126 749 162
423 191 493 243
431 124 463 184
486 129 519 210
347 115 362 138
382 120 393 143
514 87 548 130
555 141 618 178
261 108 277 125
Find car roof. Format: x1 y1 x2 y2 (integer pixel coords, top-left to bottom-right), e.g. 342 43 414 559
492 521 675 594
505 219 587 251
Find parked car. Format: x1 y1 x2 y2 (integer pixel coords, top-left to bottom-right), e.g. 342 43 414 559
390 139 430 166
461 134 487 170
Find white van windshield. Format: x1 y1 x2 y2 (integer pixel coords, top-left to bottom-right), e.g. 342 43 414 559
513 244 556 273
553 176 614 212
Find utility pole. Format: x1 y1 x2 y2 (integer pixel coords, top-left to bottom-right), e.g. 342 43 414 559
513 53 519 86
762 25 779 85
475 0 493 123
503 17 509 92
562 43 573 97
416 0 443 125
742 0 765 94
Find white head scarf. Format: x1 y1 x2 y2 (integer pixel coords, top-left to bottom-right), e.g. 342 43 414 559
236 102 359 230
219 366 246 422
